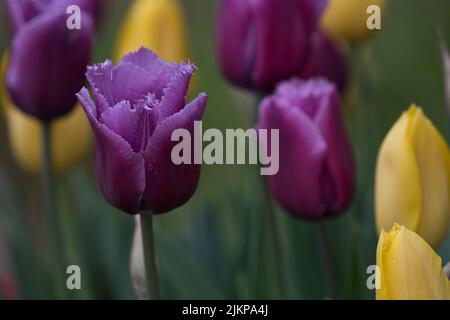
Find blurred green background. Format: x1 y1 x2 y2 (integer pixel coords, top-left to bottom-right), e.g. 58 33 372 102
0 0 449 299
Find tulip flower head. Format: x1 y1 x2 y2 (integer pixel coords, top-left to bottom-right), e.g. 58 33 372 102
6 0 94 120
257 78 355 220
320 0 386 44
1 53 92 174
216 0 329 91
376 224 450 300
77 47 207 214
375 105 450 248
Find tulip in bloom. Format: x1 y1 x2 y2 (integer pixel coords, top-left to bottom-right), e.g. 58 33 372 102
375 105 450 248
6 0 94 120
299 31 348 92
377 224 450 300
115 0 188 64
77 47 207 214
1 54 91 174
216 0 328 91
320 0 385 43
258 78 355 219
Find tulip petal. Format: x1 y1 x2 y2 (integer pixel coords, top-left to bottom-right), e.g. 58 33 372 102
252 0 308 89
100 99 157 153
216 0 255 88
314 85 355 214
375 109 422 237
158 62 195 121
86 60 114 115
77 88 145 214
121 47 181 99
142 93 207 214
408 106 450 247
377 224 450 300
261 98 328 219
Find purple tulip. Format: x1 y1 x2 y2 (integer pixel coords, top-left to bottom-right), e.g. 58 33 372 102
215 0 328 91
258 78 355 220
300 31 348 92
77 48 208 215
6 0 95 120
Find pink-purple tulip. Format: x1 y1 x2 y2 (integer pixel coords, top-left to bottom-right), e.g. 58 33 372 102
77 48 208 215
6 0 95 120
215 0 328 91
258 78 355 220
300 31 348 92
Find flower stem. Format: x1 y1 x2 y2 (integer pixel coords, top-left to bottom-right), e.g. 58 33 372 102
41 121 65 297
316 222 339 299
139 213 160 300
261 177 285 298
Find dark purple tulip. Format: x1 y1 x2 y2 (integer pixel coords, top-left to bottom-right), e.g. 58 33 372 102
77 48 208 215
300 31 348 92
6 0 94 120
215 0 328 91
258 78 355 220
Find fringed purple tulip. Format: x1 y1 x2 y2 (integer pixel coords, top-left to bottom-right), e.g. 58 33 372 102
215 0 328 91
6 0 95 120
77 48 208 215
300 31 348 92
258 78 355 220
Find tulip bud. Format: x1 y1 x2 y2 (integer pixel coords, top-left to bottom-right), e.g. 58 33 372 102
257 78 355 219
1 53 91 174
375 105 450 248
6 0 94 120
299 31 348 92
216 0 328 91
115 0 188 64
77 47 207 214
320 0 385 44
376 224 450 300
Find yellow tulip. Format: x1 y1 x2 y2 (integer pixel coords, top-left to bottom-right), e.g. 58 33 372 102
115 0 188 63
376 224 450 300
375 105 450 248
320 0 386 44
1 54 91 174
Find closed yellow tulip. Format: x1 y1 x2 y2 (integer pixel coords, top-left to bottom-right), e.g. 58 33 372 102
115 0 188 63
320 0 385 43
375 105 450 248
376 224 450 300
1 54 91 174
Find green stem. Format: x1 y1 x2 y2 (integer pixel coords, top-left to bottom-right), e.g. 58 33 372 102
316 222 338 299
261 177 285 298
41 121 65 298
139 213 160 300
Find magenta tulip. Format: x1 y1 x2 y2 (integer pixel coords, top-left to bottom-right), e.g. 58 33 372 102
258 78 355 219
215 0 328 91
77 48 208 214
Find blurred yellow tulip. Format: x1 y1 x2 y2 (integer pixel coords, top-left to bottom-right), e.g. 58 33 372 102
320 0 386 44
1 54 91 174
375 105 450 248
376 224 450 300
115 0 188 63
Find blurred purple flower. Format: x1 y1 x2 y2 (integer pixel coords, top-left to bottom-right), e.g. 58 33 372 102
77 48 208 215
300 31 348 92
215 0 328 91
258 78 355 220
6 0 95 120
